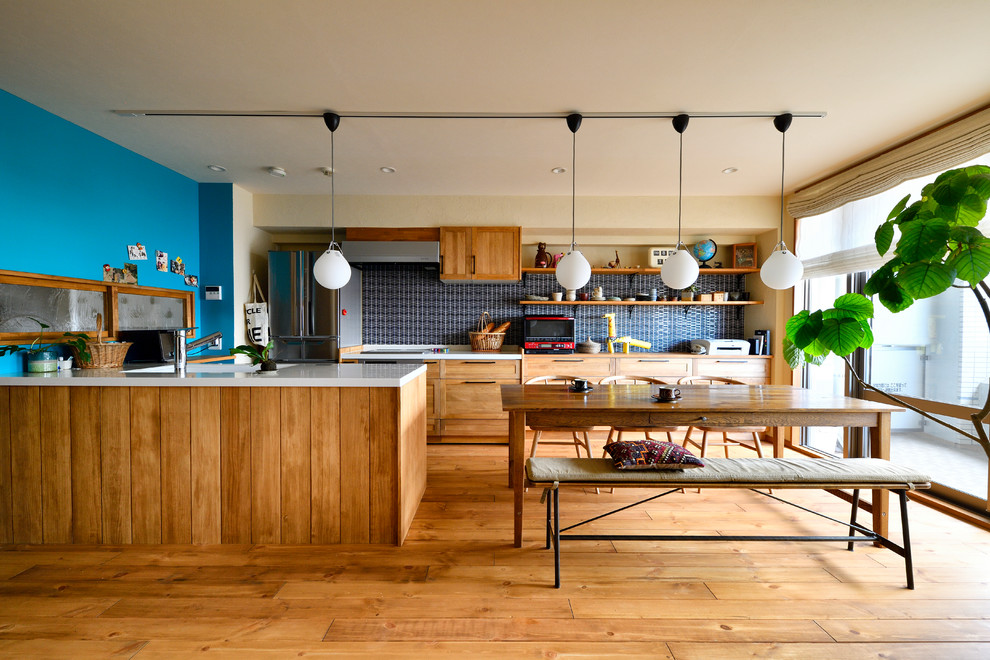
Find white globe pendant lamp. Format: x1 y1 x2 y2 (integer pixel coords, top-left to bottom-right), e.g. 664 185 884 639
660 114 699 291
313 112 352 290
760 113 804 290
555 113 592 291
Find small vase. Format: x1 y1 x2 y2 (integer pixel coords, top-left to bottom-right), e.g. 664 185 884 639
565 289 577 301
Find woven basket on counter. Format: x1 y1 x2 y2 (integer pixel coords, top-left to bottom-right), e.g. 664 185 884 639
69 313 132 369
468 311 506 352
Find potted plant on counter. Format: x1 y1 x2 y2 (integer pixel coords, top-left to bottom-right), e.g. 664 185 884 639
680 285 698 301
229 340 278 372
0 319 91 372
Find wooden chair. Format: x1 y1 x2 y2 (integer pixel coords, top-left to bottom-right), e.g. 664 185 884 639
676 376 769 458
597 375 680 443
523 375 595 459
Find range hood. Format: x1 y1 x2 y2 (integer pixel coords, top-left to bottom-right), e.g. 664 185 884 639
341 240 440 263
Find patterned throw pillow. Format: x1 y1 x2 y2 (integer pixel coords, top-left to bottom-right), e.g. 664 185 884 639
604 440 705 470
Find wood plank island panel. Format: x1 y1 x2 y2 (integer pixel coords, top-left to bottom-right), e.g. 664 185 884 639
0 375 426 545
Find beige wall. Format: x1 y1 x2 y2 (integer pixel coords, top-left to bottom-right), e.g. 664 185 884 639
232 185 273 352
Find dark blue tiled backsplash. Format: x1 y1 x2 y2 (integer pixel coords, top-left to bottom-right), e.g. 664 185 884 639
361 265 747 352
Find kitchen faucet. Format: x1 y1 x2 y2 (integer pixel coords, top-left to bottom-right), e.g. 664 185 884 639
171 327 222 374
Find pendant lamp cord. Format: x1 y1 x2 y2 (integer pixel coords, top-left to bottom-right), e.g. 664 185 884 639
778 128 785 243
677 130 684 247
571 130 576 249
330 128 336 246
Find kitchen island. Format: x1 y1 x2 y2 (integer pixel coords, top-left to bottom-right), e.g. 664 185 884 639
0 363 426 546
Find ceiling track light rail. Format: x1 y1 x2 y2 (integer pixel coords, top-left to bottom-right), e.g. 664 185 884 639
114 110 827 120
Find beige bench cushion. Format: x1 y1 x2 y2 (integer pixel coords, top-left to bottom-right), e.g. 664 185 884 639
526 457 931 490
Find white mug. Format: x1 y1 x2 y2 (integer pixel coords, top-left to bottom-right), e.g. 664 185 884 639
551 292 563 301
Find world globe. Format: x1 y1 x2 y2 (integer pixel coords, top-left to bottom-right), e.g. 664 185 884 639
692 239 718 266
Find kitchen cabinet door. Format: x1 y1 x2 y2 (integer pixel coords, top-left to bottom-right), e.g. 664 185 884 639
522 355 612 381
473 227 521 281
614 356 692 380
443 379 517 419
694 357 770 384
439 226 520 281
442 359 520 380
439 227 472 280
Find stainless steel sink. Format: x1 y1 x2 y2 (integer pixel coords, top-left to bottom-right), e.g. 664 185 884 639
125 363 297 374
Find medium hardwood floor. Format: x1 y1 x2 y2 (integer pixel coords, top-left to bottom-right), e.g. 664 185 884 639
1 441 989 658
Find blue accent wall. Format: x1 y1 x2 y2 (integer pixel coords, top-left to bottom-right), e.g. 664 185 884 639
0 90 203 372
196 183 235 357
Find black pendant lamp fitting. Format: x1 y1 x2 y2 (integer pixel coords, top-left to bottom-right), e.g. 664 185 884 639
323 111 340 132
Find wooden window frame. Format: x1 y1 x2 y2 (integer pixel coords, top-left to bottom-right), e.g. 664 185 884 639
0 268 196 343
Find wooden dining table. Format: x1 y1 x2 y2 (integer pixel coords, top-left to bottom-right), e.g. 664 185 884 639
501 383 903 547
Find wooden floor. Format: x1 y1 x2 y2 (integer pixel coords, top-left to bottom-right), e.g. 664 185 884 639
1 441 990 658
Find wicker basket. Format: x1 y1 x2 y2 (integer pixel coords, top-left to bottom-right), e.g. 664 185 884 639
469 311 506 352
69 313 132 369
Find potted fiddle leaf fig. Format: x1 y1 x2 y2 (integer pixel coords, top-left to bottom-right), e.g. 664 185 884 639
229 340 278 371
783 164 990 459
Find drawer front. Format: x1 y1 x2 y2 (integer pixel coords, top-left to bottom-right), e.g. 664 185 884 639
442 378 516 419
442 359 520 379
441 419 508 436
524 356 612 380
423 359 441 379
694 358 770 384
615 357 692 379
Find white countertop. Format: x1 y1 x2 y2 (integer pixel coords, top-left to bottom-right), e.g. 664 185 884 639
0 362 426 387
346 344 522 361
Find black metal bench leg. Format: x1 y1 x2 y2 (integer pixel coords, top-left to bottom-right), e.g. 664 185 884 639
847 488 860 551
553 487 561 589
545 489 552 549
898 489 916 590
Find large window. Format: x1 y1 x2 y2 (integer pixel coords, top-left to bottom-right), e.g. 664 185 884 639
796 156 990 511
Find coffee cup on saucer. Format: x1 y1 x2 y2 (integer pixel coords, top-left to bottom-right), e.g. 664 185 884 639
571 378 590 392
653 385 681 401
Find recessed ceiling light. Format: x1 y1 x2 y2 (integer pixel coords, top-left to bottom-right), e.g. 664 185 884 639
551 167 567 174
267 166 287 177
380 166 396 174
722 167 738 174
207 164 226 173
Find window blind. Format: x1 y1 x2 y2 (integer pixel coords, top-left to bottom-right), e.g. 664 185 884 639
788 106 990 219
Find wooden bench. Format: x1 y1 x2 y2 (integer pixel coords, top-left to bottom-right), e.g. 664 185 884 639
526 456 931 589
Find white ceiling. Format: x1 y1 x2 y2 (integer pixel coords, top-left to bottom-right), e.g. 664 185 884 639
2 0 989 198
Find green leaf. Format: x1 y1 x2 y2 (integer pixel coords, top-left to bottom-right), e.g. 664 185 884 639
802 337 830 358
875 221 895 255
893 201 921 225
833 293 874 320
947 241 990 286
894 217 951 262
954 192 987 227
897 261 956 299
859 321 875 351
785 309 823 349
864 260 900 297
887 194 911 221
783 336 803 370
949 225 986 245
931 170 969 206
968 172 990 199
819 317 867 356
804 351 827 366
876 278 915 313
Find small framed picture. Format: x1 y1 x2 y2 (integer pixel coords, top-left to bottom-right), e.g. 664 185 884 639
732 243 757 269
649 246 676 268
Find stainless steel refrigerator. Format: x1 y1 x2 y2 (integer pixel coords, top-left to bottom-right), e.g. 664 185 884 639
268 250 362 362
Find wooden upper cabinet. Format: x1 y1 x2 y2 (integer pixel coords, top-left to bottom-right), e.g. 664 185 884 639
439 226 520 281
438 227 472 279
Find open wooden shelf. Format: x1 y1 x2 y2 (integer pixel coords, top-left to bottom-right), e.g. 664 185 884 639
521 267 759 276
519 300 762 306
